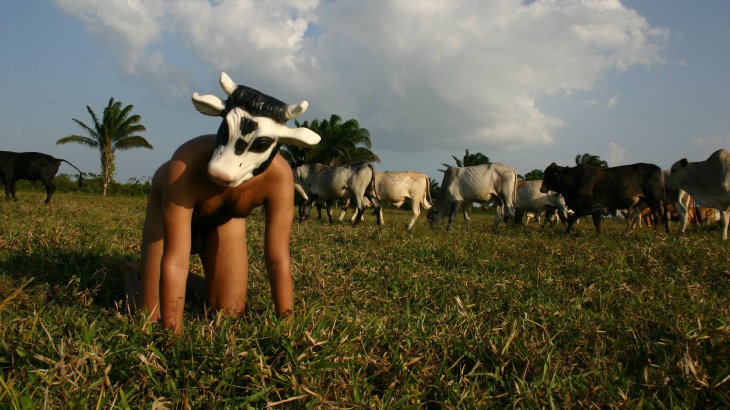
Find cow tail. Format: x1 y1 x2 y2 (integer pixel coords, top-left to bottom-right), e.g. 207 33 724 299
61 159 84 188
510 169 518 216
660 171 668 225
368 164 378 200
424 175 433 208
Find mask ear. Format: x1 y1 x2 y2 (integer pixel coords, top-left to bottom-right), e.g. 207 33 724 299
192 93 226 116
277 127 321 148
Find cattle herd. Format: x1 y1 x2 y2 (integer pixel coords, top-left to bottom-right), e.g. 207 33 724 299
293 149 730 241
2 145 729 240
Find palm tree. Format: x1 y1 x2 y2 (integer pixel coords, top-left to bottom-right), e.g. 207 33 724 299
575 153 608 168
283 114 379 166
57 98 152 196
440 149 490 172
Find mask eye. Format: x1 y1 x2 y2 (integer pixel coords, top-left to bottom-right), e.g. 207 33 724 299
248 137 275 153
234 138 248 155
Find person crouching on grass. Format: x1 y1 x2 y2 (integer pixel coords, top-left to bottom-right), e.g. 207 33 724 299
121 72 321 335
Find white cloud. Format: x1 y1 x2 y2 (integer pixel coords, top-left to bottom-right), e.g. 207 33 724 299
691 136 730 160
607 94 620 108
52 0 667 154
606 141 627 165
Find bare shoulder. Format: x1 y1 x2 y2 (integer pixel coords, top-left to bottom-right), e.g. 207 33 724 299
258 155 294 207
264 155 294 184
170 135 216 162
162 135 222 203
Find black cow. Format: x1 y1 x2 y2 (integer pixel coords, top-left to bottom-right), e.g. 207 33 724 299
0 151 83 204
540 162 668 234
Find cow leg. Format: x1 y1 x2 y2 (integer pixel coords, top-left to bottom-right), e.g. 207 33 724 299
43 180 57 205
326 202 335 224
365 192 383 226
9 180 17 201
338 198 350 222
492 207 502 230
349 210 357 223
677 205 688 233
650 206 664 233
462 203 472 232
2 181 11 201
446 202 459 231
592 211 603 233
299 195 318 223
720 210 729 240
353 205 365 226
407 201 419 230
349 192 364 227
298 201 308 222
564 213 580 234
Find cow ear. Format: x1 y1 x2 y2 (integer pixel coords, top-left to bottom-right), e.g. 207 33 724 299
679 158 688 167
192 93 226 116
277 127 321 148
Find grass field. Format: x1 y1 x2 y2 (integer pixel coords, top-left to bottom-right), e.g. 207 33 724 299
1 191 729 408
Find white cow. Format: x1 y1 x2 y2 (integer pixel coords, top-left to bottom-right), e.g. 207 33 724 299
375 171 432 229
666 149 730 240
427 163 518 231
339 171 432 229
294 163 382 226
498 180 568 226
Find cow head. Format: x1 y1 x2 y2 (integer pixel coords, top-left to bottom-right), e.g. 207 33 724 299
192 72 321 187
666 158 689 189
426 206 440 226
540 162 566 194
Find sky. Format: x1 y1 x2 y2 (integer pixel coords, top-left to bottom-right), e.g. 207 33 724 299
1 0 729 184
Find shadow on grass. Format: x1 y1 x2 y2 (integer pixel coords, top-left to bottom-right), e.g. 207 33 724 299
0 248 132 309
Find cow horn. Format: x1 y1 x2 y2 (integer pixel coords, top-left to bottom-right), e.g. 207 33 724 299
220 72 238 96
284 100 308 120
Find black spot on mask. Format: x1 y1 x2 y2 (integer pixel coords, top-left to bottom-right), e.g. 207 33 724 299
252 144 281 176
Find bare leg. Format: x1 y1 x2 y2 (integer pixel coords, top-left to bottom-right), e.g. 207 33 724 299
200 218 249 315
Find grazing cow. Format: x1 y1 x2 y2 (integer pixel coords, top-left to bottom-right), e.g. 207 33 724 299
666 149 730 240
374 171 432 229
427 163 518 231
499 180 568 226
294 162 382 226
0 151 83 204
540 162 668 235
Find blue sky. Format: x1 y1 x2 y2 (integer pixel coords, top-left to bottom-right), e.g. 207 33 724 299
1 0 729 184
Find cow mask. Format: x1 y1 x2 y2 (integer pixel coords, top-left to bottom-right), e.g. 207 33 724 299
192 72 321 187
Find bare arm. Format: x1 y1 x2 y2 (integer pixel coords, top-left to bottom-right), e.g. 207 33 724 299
159 159 195 334
263 158 295 318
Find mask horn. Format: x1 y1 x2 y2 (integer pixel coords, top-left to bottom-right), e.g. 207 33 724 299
220 72 237 96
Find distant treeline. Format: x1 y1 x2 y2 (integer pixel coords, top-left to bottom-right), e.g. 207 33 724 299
13 173 151 197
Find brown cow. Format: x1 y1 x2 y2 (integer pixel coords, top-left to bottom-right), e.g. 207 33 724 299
540 162 668 234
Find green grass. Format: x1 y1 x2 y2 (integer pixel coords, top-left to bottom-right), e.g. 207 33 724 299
1 191 729 408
